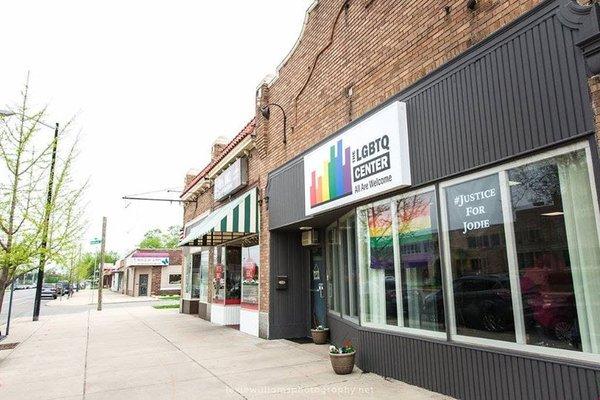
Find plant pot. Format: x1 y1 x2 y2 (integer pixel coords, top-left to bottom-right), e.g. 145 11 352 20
329 351 355 375
311 328 329 344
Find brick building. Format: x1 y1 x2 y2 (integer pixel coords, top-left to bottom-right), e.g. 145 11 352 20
180 1 600 398
122 249 182 297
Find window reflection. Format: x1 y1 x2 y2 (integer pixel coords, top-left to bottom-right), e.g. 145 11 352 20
509 149 600 353
445 174 516 342
357 191 444 333
398 192 445 332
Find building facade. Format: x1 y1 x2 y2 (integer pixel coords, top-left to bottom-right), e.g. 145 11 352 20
181 0 600 398
122 249 182 297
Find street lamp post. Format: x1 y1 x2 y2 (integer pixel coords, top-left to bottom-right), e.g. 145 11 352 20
0 110 59 322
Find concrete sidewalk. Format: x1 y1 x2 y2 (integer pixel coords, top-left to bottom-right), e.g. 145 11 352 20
0 305 452 400
47 289 159 307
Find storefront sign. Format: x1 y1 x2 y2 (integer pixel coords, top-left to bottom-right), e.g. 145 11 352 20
214 157 248 201
445 174 503 235
125 256 169 267
303 101 411 215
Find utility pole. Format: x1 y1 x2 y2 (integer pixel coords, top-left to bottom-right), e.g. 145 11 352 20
97 217 107 311
33 123 59 322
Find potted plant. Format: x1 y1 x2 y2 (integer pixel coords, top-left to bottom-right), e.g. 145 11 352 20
329 340 355 375
310 325 329 344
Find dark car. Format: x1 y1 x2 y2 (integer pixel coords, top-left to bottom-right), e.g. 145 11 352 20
56 281 70 296
41 283 57 299
422 275 514 332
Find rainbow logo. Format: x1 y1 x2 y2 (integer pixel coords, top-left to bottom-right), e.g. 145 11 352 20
309 139 352 207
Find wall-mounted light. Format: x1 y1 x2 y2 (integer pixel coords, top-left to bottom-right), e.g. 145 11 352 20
467 0 477 11
260 103 287 144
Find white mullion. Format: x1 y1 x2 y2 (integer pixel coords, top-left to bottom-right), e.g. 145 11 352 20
439 185 457 336
337 223 347 316
356 211 366 324
347 215 357 318
391 200 404 327
499 171 526 345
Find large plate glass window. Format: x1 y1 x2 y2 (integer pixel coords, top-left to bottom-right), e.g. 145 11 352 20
241 244 260 310
339 214 359 320
397 191 445 332
508 148 600 354
199 250 209 303
191 253 201 299
444 174 515 342
184 253 193 299
326 226 340 313
441 143 600 359
357 188 445 335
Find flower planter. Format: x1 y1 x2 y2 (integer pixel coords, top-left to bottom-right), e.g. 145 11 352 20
311 328 329 344
329 351 355 375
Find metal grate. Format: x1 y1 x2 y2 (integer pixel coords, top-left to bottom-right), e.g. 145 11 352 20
0 342 19 350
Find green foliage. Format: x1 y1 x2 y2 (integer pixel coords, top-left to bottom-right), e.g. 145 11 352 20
153 303 180 309
74 251 119 280
139 225 181 249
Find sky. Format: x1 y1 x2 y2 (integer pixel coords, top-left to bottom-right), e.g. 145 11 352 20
0 0 313 256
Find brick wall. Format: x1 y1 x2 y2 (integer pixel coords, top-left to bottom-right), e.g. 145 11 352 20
589 76 600 144
184 0 549 315
151 266 161 296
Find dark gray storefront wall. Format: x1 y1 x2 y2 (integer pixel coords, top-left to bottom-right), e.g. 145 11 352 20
268 230 310 339
268 0 596 231
329 316 600 400
267 1 600 399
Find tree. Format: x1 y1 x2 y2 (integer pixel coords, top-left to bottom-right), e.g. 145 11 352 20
0 76 87 313
74 251 119 282
139 225 181 249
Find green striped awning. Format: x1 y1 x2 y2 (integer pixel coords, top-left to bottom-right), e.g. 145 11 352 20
179 188 259 246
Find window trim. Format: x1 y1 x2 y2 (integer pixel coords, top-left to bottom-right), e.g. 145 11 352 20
439 140 600 364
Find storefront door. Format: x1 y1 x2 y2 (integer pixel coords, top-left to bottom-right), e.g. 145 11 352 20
139 274 148 296
310 247 327 329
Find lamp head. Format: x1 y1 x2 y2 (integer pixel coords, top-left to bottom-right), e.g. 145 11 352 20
260 105 270 120
0 110 15 117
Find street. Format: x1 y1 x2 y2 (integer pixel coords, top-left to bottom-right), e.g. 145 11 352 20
0 288 157 331
0 288 46 328
0 290 451 400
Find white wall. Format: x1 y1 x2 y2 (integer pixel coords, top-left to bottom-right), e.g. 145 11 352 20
161 264 182 291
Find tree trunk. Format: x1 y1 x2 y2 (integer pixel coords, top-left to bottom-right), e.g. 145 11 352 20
0 276 7 316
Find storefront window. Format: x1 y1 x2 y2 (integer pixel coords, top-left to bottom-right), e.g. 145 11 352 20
199 251 209 303
241 244 259 309
441 143 600 358
397 191 445 332
508 149 600 353
339 215 359 320
358 190 445 334
191 253 201 299
358 202 397 326
326 227 340 313
444 174 515 342
225 247 241 304
213 247 225 303
184 254 192 298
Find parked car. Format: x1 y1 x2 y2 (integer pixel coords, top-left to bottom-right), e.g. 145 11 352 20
422 275 514 332
56 281 70 296
41 283 57 299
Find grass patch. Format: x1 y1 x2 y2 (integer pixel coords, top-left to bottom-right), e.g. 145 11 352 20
153 303 180 309
159 295 180 301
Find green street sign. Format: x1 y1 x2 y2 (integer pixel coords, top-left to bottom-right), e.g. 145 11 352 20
90 238 102 245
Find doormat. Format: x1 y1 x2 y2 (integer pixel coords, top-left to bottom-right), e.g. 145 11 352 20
288 337 313 344
0 342 19 350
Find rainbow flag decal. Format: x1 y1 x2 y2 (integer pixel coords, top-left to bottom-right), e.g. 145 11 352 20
309 139 352 207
